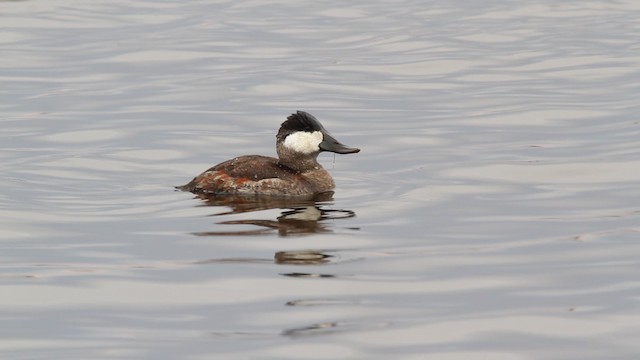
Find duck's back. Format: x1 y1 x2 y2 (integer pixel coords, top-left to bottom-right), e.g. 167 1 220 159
177 155 334 196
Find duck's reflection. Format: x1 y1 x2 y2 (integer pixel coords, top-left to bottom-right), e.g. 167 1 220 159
274 250 332 265
276 249 337 278
190 191 357 237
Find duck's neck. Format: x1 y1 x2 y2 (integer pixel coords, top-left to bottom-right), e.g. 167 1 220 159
276 142 323 173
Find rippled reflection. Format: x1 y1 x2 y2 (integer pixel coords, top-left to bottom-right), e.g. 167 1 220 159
188 191 356 236
274 250 333 265
281 321 338 338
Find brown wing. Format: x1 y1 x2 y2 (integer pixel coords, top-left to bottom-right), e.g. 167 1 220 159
176 155 299 193
207 155 297 181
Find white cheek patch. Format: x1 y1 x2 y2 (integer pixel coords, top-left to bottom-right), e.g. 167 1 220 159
283 131 323 154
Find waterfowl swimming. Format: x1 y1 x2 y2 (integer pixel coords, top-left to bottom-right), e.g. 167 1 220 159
176 111 360 197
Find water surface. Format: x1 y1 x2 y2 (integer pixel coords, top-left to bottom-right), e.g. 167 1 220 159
2 0 640 359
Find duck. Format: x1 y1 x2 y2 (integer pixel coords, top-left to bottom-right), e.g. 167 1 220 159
176 111 360 197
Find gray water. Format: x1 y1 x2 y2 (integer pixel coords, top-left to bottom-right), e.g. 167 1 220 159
2 1 640 359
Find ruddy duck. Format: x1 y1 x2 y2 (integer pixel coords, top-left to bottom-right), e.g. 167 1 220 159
176 111 360 197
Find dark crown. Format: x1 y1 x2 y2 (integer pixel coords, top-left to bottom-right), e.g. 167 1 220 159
277 111 325 140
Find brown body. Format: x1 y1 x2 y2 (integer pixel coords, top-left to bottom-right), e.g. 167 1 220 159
176 155 335 197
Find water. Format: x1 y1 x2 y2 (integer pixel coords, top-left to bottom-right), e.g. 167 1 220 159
2 0 640 358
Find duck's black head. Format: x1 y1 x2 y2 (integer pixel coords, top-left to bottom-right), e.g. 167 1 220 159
276 111 360 155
